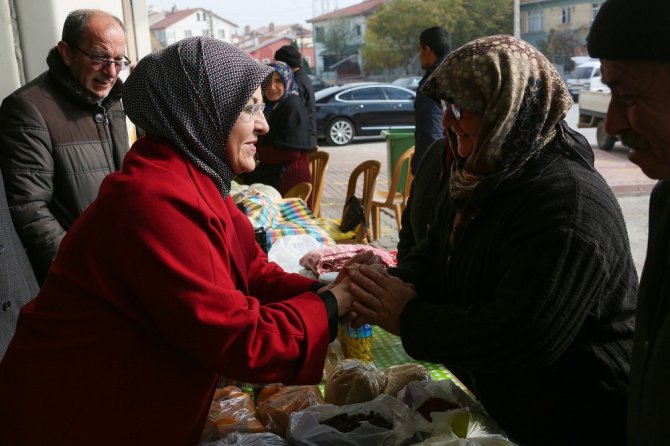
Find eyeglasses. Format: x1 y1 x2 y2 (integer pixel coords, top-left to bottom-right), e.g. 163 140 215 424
72 45 131 71
441 100 462 121
241 103 266 122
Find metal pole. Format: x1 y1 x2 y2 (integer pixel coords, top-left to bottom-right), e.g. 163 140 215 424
513 0 520 38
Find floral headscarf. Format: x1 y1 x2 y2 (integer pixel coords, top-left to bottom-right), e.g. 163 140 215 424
264 61 299 114
123 37 273 198
422 35 574 198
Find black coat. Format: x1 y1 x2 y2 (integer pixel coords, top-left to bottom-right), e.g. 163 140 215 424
627 180 670 446
391 142 637 445
292 69 317 148
397 138 448 262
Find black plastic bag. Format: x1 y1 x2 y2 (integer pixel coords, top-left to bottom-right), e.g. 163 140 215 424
339 196 366 233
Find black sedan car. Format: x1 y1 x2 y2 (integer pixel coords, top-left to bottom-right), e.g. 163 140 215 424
315 83 416 146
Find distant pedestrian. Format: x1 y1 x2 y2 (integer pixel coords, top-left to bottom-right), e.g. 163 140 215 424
413 26 450 173
588 0 670 444
275 45 317 148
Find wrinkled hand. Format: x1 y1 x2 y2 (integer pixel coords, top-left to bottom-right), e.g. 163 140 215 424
332 250 385 285
328 277 355 317
346 265 415 335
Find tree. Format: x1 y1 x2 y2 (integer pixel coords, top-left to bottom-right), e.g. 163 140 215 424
537 26 589 68
322 17 354 62
363 0 513 73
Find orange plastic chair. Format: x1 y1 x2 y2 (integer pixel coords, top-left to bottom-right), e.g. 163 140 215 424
283 182 313 202
308 150 330 218
319 160 381 244
371 146 415 240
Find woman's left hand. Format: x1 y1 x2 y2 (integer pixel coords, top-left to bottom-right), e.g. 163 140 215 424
347 265 415 335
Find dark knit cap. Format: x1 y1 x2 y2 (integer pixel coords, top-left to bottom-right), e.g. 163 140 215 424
274 45 302 68
587 0 670 60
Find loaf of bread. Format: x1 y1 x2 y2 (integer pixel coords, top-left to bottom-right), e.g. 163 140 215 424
383 363 432 397
324 359 388 405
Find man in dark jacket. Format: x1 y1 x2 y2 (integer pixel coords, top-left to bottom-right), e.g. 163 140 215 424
0 168 38 360
274 45 318 148
0 9 130 284
588 0 670 444
412 26 450 173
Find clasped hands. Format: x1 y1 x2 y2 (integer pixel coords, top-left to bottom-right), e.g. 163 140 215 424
326 250 415 336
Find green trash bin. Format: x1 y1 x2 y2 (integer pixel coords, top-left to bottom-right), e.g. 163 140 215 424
382 130 414 194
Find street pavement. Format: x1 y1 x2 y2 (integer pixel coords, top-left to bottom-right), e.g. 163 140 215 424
317 104 654 275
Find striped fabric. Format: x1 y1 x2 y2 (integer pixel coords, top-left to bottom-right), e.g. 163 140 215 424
237 190 334 249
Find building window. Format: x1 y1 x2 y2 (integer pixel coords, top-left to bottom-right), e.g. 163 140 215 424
315 26 325 43
528 9 543 33
561 7 571 24
262 58 270 64
203 29 212 37
218 29 225 39
197 12 200 21
353 24 361 36
184 30 192 38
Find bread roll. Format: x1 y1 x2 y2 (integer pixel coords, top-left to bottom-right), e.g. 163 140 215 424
383 363 432 397
324 359 387 405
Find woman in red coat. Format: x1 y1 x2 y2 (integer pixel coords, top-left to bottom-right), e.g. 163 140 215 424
0 37 353 446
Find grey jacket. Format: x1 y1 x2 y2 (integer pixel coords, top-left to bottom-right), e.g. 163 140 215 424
0 48 129 283
0 168 38 360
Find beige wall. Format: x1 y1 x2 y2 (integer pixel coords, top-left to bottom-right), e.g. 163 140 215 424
522 2 597 34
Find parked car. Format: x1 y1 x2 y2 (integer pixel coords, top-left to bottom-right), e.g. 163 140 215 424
307 74 329 92
566 60 603 100
315 83 416 146
391 76 421 91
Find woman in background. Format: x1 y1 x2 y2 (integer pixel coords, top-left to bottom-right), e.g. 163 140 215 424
244 61 313 196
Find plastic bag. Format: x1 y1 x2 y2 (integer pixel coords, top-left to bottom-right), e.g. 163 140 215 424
324 340 346 381
413 407 517 445
197 431 289 445
201 386 266 441
398 381 515 444
339 196 366 232
398 379 478 420
288 394 430 446
268 234 323 273
257 384 325 436
383 363 432 397
324 359 387 406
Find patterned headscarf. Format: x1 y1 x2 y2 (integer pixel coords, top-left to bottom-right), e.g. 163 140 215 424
422 35 573 200
264 61 299 115
123 37 273 198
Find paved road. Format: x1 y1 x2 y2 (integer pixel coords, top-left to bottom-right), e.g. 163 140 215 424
317 104 653 274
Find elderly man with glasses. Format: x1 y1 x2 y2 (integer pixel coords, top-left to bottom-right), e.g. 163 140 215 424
0 9 130 284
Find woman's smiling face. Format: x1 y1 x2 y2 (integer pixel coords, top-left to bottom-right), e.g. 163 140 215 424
264 72 285 103
443 104 484 159
226 87 269 174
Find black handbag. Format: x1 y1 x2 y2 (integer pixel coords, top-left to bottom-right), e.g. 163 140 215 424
339 196 366 233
